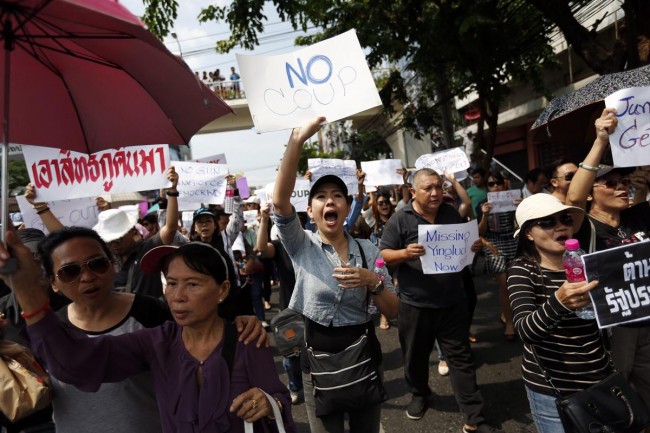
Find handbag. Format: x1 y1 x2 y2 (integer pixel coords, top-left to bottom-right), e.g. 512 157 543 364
270 308 305 357
531 334 650 433
306 332 387 417
0 340 52 422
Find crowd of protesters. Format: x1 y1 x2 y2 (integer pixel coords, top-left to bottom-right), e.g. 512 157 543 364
1 111 649 433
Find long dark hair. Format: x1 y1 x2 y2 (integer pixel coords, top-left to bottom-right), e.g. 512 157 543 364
514 221 541 264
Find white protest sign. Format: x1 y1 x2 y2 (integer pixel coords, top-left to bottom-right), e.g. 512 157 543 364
236 29 382 133
487 190 521 213
605 87 650 167
16 195 98 234
181 211 194 233
256 189 269 205
244 210 259 226
23 144 170 201
174 161 229 210
414 148 470 175
418 221 479 274
361 159 403 187
194 153 227 164
308 158 358 196
292 179 311 212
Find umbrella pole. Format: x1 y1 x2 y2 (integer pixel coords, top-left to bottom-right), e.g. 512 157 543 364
1 29 17 274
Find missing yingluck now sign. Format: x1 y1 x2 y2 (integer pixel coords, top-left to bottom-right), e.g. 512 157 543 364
605 87 650 167
418 221 479 274
236 29 382 133
583 241 650 328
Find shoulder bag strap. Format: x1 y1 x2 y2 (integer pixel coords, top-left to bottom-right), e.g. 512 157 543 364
354 239 371 322
222 322 239 377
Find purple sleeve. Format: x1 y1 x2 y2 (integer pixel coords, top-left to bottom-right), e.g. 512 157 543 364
231 342 296 433
27 313 154 392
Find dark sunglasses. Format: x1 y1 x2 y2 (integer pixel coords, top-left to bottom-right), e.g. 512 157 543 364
487 181 504 187
533 213 574 230
553 172 576 182
55 256 112 283
376 201 390 206
594 178 631 189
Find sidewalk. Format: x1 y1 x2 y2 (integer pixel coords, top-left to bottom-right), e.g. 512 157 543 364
266 258 535 433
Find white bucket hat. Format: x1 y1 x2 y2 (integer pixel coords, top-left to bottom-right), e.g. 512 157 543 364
513 193 583 238
93 209 138 243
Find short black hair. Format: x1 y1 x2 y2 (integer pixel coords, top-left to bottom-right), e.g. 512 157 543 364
38 227 114 279
548 158 574 179
161 243 228 284
524 168 545 183
140 213 158 225
471 167 486 177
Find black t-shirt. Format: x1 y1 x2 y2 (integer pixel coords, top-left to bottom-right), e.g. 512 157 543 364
271 239 295 310
114 235 164 298
380 202 465 308
575 202 650 252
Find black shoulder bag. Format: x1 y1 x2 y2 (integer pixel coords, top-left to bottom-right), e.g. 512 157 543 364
305 240 388 417
531 333 650 433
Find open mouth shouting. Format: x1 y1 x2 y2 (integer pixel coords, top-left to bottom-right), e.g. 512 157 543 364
323 209 339 227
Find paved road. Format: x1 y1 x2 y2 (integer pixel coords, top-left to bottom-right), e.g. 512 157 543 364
266 263 536 433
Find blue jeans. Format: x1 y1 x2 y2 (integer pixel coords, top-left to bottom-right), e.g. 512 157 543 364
283 355 303 392
525 386 565 433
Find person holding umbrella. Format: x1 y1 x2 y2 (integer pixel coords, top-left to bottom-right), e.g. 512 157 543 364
566 107 650 415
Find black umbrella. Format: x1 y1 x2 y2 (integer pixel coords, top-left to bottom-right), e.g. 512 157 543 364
530 64 650 144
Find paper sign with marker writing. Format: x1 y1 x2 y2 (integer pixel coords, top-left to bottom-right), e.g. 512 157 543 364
174 161 229 210
414 148 470 175
418 221 479 274
308 158 358 196
605 87 650 167
244 210 259 226
361 159 403 187
263 179 309 212
236 29 382 133
17 195 98 234
487 190 521 213
23 144 169 201
194 153 227 165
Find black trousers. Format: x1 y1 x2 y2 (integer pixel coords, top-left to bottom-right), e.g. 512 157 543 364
398 300 485 425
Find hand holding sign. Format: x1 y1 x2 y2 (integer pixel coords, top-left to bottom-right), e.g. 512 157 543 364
605 88 650 167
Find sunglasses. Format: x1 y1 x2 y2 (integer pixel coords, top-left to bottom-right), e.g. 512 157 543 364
593 178 631 189
553 172 576 182
487 181 504 187
533 213 574 230
55 256 113 283
376 201 390 206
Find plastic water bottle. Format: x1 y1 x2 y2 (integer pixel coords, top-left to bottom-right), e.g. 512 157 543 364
368 258 388 315
563 239 594 319
224 184 234 214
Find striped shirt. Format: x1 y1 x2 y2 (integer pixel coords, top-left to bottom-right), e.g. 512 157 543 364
507 258 610 397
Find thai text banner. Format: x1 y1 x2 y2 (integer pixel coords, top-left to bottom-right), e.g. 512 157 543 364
583 241 650 328
487 190 521 213
23 144 169 201
418 221 479 274
605 87 650 167
236 29 382 133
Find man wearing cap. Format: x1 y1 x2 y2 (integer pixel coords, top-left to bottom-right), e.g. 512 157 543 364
380 168 503 433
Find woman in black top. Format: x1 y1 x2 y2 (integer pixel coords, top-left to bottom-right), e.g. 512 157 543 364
507 193 608 433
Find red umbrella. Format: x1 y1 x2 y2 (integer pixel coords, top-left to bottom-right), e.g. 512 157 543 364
0 0 232 244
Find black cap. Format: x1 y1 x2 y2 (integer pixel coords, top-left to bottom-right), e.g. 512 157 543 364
309 175 348 203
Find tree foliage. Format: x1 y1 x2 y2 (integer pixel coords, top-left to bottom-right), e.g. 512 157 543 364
7 160 29 195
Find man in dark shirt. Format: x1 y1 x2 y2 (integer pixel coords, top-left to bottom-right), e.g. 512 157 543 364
380 168 502 433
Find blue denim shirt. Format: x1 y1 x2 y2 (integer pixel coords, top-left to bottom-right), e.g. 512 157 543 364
273 209 395 327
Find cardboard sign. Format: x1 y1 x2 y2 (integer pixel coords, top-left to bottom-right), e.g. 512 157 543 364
236 29 382 133
605 87 650 167
414 148 470 175
16 195 98 234
23 144 170 201
487 190 521 213
308 158 358 196
418 221 479 274
583 241 650 328
174 161 229 210
361 159 403 187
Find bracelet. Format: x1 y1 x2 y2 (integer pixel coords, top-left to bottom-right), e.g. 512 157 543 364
20 302 52 319
165 190 179 197
36 207 50 215
267 397 283 420
578 162 600 172
32 203 49 212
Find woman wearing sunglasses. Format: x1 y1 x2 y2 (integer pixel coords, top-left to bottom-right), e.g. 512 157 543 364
507 193 606 433
476 171 518 340
566 107 650 418
0 232 290 433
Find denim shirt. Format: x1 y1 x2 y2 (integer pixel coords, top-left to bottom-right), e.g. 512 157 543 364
273 208 395 327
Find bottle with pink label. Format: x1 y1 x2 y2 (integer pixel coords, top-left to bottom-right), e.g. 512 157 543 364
562 239 594 319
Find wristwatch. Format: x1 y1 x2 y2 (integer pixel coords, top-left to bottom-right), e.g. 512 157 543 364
370 278 385 296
